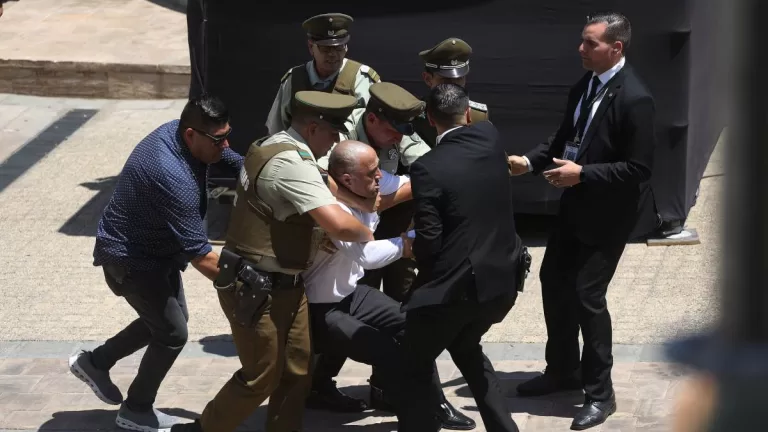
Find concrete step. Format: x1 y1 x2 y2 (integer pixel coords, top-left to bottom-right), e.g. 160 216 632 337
0 0 190 99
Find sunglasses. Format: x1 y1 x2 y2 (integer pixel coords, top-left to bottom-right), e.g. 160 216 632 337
191 127 232 147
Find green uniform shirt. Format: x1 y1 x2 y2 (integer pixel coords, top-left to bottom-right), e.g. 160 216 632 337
244 128 337 274
265 59 378 135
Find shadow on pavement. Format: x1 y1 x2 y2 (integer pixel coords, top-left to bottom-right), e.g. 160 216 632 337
144 0 185 13
443 371 582 418
37 407 198 431
1 109 98 195
58 176 118 237
199 334 237 357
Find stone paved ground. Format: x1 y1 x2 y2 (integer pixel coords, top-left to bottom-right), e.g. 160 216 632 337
0 92 722 431
0 341 685 432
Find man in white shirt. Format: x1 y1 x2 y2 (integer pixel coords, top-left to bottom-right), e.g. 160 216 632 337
302 140 475 430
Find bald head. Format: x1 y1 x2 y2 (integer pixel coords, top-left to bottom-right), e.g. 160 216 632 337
328 140 375 176
329 140 382 199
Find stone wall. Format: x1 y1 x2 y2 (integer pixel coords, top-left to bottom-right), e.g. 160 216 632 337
0 60 191 99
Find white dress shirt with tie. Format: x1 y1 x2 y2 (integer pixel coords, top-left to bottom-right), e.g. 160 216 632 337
524 56 626 171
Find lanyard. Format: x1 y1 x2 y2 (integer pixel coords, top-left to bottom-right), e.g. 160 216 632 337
573 74 617 144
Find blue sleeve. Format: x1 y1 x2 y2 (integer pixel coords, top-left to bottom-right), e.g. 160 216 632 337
149 166 212 260
217 148 244 175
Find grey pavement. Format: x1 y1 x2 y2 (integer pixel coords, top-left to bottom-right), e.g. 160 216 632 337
0 0 188 66
0 340 685 432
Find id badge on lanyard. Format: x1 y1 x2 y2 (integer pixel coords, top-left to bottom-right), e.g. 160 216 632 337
563 79 610 162
562 140 580 162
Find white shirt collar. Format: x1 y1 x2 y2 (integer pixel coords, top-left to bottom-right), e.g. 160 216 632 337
593 56 626 86
306 59 348 89
435 126 463 145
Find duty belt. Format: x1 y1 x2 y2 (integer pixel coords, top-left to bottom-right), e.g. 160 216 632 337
214 248 302 291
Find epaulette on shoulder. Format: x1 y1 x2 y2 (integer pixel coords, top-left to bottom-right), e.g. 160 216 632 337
280 67 293 83
469 100 488 112
296 149 313 161
359 64 381 83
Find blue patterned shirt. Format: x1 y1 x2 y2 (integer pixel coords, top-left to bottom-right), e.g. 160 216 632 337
93 119 243 272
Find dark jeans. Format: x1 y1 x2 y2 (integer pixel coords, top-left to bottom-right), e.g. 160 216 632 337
91 264 189 411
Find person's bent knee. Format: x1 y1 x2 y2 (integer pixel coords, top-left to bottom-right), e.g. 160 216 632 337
155 322 189 349
240 357 283 396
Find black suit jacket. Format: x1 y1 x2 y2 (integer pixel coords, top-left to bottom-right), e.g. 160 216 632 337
525 63 657 245
405 121 523 310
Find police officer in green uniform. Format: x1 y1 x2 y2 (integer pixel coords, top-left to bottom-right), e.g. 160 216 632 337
171 91 374 432
265 13 382 136
351 83 431 304
409 37 490 149
316 82 430 302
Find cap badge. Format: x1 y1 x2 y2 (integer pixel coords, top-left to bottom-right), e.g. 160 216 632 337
450 59 459 66
328 17 334 22
388 148 399 160
451 39 456 45
328 30 335 36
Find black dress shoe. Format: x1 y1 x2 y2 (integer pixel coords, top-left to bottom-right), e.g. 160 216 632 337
570 397 616 430
171 420 202 432
306 380 369 412
436 401 476 430
516 372 582 397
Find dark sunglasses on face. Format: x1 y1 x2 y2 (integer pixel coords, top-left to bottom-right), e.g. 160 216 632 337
191 127 232 147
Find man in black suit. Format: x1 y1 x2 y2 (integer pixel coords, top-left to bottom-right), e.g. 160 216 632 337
508 12 656 430
399 83 523 432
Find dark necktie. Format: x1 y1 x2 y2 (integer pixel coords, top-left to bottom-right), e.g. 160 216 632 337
576 76 602 139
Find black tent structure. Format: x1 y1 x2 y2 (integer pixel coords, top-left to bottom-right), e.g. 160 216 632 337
187 0 727 242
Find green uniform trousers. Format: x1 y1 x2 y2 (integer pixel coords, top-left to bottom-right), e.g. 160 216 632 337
200 285 312 432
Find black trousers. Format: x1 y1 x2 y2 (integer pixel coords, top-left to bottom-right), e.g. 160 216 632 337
91 264 189 411
309 285 446 406
539 226 626 402
399 285 519 432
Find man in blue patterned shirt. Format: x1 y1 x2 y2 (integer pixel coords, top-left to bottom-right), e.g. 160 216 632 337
68 95 243 431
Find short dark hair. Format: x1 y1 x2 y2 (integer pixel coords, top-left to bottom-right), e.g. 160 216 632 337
587 12 632 52
426 83 469 127
179 94 229 131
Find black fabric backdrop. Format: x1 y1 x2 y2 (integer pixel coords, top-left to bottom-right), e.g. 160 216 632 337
188 0 723 239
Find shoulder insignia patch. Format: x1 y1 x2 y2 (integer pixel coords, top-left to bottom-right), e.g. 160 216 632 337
280 68 293 83
468 100 488 112
296 149 313 161
360 64 381 83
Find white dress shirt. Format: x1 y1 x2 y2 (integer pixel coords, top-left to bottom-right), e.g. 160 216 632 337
302 171 410 304
435 126 463 145
523 56 626 171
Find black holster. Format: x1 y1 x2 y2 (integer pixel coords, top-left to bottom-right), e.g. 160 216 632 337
214 248 242 290
214 248 273 327
517 246 532 292
232 263 273 328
